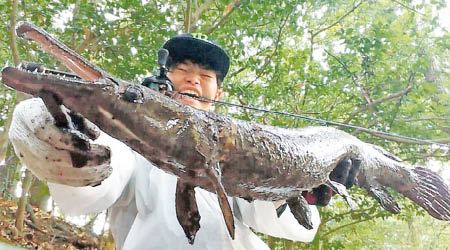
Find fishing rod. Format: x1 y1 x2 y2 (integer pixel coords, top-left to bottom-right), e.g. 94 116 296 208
176 92 450 149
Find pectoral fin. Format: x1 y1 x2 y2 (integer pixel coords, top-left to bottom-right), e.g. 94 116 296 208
366 183 400 214
327 180 357 209
175 179 201 244
287 196 313 230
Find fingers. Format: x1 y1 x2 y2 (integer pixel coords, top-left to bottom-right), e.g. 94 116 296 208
330 157 361 189
31 93 106 168
12 127 112 186
39 89 68 127
46 153 112 187
302 185 332 206
34 122 110 169
39 89 100 140
35 125 89 151
69 111 100 140
303 157 361 207
45 151 112 187
329 156 351 184
10 98 112 187
345 158 361 189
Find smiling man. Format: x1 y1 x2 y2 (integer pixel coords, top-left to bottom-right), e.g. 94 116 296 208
9 33 320 249
168 59 222 109
163 34 227 111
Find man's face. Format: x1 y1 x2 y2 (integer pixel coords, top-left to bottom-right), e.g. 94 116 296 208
167 60 223 111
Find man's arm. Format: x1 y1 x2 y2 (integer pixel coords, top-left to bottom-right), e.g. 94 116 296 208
9 98 136 214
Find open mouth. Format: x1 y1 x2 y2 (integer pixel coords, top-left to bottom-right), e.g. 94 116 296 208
179 90 200 99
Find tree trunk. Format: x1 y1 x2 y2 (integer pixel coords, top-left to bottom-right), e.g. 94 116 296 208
15 169 33 234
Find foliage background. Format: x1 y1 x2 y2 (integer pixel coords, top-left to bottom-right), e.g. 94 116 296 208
0 0 449 249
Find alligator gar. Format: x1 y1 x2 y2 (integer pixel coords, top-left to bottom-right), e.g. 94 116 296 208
2 22 450 243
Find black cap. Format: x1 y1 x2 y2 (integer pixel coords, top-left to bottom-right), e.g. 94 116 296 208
163 33 230 82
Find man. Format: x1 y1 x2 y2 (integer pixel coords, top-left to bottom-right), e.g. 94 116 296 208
9 33 320 249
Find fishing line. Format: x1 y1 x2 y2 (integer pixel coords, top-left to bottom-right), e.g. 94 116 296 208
178 92 449 149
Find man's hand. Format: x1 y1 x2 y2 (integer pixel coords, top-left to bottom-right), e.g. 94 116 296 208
302 157 361 206
9 98 112 187
276 157 361 219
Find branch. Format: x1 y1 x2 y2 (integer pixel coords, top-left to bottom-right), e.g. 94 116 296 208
1 0 29 162
322 206 376 224
204 0 243 35
398 117 450 122
0 111 13 162
246 10 292 86
301 31 314 108
190 0 214 30
69 1 81 48
9 0 20 66
324 48 355 76
324 48 362 89
344 85 413 124
312 0 364 38
15 169 34 234
404 152 450 162
387 91 405 128
321 212 385 238
229 46 272 78
392 0 425 16
363 130 449 145
75 28 96 54
184 0 192 32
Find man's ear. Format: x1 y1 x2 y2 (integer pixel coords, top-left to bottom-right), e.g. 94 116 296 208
215 88 223 100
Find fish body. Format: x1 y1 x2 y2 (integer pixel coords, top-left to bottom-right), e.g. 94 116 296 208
3 66 449 216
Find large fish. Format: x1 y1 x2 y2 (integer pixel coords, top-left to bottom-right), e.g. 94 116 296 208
2 22 450 243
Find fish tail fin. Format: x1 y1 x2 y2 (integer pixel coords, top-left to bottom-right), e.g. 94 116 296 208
401 167 450 221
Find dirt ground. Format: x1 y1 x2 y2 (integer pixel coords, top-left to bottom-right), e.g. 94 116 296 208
0 197 114 250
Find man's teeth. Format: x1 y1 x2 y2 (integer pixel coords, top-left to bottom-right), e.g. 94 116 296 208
181 90 199 97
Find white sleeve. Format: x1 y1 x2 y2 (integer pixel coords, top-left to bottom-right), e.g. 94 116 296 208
48 133 137 215
235 199 320 242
